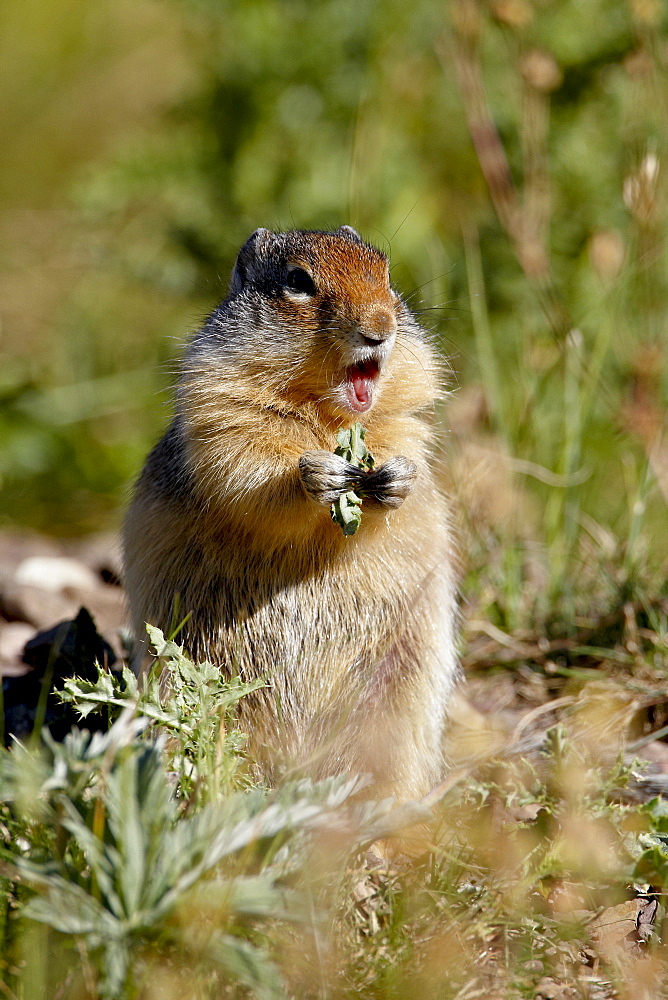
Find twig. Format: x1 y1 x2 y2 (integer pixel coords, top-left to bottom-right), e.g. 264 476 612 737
511 695 576 743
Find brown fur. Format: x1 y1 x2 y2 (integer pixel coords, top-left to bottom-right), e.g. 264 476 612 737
123 227 458 799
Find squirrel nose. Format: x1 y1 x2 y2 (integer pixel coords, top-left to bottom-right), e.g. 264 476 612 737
361 306 397 345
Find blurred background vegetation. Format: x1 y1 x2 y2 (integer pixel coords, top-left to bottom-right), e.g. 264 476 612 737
1 0 666 621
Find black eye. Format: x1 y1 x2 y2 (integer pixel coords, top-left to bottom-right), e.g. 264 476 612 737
285 266 316 296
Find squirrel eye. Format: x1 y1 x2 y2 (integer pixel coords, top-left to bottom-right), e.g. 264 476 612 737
285 266 316 296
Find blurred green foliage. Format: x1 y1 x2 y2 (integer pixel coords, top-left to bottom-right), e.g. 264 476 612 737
1 0 666 593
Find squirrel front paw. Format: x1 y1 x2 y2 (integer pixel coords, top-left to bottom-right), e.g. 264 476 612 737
299 451 366 506
363 456 417 508
299 451 417 509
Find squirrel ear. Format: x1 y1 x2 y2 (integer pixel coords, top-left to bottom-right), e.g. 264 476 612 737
229 228 273 295
336 225 364 244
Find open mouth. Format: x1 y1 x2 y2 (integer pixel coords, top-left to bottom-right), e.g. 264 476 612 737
344 359 380 413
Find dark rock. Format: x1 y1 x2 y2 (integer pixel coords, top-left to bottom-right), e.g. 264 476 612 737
3 607 117 744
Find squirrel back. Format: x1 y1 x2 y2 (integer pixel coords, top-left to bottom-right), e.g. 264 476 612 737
123 227 458 799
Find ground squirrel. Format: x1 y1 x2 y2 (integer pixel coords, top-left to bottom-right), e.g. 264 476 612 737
123 226 458 799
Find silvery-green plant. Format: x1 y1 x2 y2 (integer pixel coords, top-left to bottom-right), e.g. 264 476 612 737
59 625 265 803
0 629 431 999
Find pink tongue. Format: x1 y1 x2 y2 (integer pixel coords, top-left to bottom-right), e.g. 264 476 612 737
352 369 371 407
347 359 379 411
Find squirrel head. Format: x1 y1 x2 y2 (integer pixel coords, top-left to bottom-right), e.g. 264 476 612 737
185 227 435 424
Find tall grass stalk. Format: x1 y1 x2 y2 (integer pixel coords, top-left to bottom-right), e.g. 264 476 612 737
463 222 507 442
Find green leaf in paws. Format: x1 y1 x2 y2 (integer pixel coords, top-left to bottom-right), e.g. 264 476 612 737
332 490 363 535
334 422 375 471
330 422 375 536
